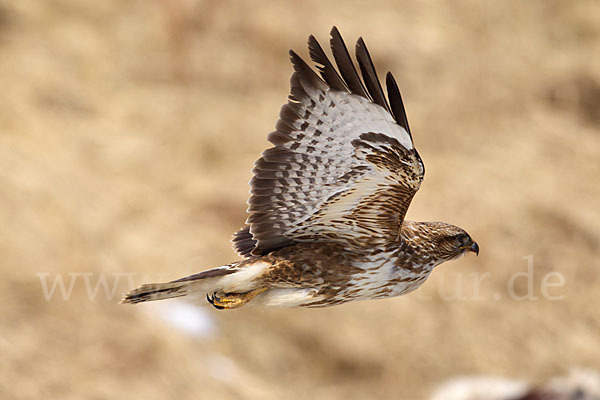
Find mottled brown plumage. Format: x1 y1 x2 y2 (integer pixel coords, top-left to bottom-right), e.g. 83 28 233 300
122 27 478 309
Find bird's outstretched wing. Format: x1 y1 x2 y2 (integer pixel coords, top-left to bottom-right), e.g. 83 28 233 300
233 27 424 257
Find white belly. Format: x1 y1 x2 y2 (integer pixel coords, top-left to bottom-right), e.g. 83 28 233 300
254 288 323 308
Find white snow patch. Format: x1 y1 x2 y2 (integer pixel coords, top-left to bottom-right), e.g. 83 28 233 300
430 376 528 400
145 300 217 339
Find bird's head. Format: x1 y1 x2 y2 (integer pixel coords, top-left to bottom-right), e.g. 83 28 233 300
434 224 479 261
402 221 479 265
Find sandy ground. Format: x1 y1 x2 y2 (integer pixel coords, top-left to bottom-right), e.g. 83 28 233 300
1 1 599 399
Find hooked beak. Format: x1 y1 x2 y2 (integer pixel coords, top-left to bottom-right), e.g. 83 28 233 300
469 242 479 256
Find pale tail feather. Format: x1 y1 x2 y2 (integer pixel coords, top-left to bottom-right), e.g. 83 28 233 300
121 267 236 304
121 281 190 304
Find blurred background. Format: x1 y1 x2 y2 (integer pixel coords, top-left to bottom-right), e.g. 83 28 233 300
1 0 599 399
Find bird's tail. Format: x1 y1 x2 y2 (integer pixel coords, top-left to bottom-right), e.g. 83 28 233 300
121 267 236 304
121 281 189 304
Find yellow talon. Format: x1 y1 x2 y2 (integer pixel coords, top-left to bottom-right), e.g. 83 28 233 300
207 287 267 310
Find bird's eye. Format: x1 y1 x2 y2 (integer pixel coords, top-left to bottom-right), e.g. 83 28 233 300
455 233 468 246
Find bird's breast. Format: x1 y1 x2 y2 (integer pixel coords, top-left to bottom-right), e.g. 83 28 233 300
334 254 431 301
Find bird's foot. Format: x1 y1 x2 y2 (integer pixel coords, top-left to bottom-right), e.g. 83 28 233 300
207 287 267 310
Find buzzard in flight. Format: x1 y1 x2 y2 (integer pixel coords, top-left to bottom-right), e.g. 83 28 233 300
123 27 478 309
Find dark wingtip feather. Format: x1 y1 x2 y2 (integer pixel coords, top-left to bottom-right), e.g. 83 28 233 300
355 37 391 113
385 72 412 137
308 34 347 92
289 49 327 91
329 27 369 99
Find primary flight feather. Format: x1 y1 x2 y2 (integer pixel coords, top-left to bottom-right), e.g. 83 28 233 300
123 27 479 309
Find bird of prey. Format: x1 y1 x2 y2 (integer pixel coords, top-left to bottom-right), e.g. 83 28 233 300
123 27 479 309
